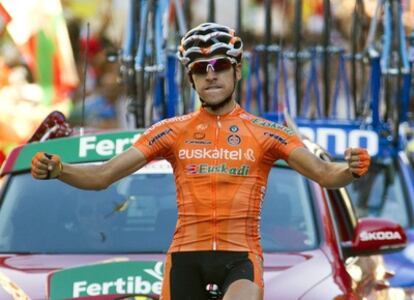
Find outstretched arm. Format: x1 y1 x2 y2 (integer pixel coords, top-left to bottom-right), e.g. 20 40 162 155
287 147 370 189
31 147 147 190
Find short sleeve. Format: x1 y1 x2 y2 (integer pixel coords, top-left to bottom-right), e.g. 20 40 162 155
275 133 304 161
261 123 305 161
133 122 175 161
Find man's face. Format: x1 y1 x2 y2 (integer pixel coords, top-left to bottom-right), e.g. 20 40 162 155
189 55 242 105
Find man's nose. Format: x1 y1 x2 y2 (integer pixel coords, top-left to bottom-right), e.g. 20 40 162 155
205 68 217 80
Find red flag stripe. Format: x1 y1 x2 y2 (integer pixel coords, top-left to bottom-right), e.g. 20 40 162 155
0 3 12 24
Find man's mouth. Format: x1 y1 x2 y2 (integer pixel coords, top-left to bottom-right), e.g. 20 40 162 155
205 85 222 91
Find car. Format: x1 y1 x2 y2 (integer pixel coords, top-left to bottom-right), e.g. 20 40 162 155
294 116 414 294
347 150 414 291
0 112 409 300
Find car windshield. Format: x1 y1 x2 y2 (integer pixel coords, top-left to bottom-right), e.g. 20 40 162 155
0 164 317 253
347 161 410 228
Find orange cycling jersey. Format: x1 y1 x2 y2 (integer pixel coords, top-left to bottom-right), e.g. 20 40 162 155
133 104 304 257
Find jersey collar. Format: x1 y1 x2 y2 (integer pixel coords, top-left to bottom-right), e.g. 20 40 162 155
199 103 243 119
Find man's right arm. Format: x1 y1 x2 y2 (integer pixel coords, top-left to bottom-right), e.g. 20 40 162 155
31 147 147 190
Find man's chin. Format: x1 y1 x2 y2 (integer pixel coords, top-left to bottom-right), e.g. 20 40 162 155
202 99 221 107
200 96 233 111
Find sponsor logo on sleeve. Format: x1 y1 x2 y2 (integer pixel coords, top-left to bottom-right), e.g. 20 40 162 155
144 115 192 134
264 132 288 145
252 119 294 135
148 128 173 146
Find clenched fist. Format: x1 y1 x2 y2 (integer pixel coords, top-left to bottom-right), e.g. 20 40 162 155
344 148 370 178
31 152 63 179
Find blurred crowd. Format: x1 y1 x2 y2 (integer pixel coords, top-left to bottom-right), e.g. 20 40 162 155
0 0 125 167
0 0 413 168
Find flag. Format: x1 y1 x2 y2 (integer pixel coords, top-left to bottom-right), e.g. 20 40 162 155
1 0 79 106
0 3 11 31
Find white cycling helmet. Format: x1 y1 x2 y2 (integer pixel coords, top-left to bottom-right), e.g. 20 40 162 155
177 22 243 68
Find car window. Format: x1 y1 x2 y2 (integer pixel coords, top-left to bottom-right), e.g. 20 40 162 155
260 166 318 252
347 162 410 228
325 188 356 242
0 164 318 254
0 170 177 254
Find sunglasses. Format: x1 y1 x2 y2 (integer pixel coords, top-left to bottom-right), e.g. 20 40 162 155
189 57 235 75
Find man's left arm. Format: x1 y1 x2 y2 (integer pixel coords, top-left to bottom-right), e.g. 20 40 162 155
287 147 371 189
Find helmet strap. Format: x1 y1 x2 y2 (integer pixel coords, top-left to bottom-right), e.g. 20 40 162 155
188 72 195 89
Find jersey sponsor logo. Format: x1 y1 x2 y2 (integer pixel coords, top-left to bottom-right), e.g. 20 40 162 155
178 148 256 161
144 114 193 134
186 163 250 176
196 123 208 131
245 148 256 161
240 113 254 121
229 125 239 132
186 164 198 174
360 231 403 242
227 134 241 146
148 128 173 145
251 119 294 135
185 140 212 145
194 132 205 139
264 132 288 145
79 134 141 158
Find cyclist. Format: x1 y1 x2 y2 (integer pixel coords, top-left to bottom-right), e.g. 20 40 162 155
31 23 371 300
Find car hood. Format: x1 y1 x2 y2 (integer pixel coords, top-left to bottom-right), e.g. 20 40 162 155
0 250 331 300
0 254 166 300
263 249 332 299
384 229 414 288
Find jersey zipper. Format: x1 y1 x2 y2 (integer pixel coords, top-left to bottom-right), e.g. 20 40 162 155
212 116 222 250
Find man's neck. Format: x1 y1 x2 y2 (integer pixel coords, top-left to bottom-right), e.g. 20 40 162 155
203 99 237 116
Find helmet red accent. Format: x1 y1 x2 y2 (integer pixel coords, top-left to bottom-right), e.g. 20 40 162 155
177 23 243 68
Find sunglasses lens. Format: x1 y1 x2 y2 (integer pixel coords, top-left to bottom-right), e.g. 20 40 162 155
213 59 232 72
191 61 209 74
190 58 233 75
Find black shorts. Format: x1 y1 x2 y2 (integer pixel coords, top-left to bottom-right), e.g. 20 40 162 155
161 250 263 300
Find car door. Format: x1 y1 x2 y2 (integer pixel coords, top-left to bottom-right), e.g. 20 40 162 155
308 143 399 299
325 186 399 300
